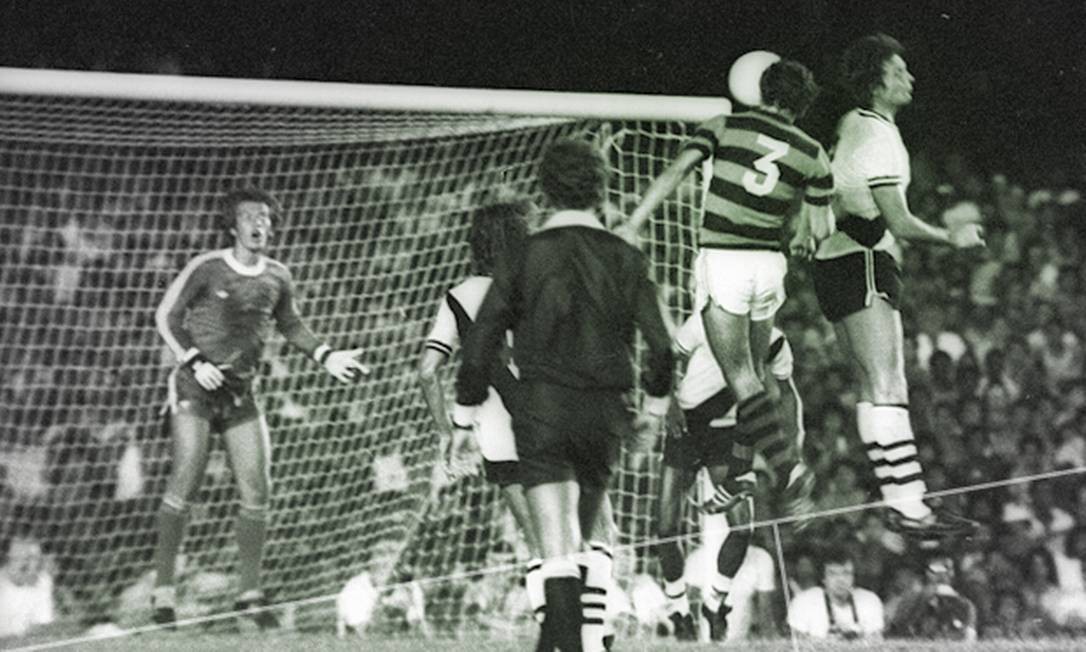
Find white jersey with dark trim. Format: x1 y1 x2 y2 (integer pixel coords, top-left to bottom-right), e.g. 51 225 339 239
816 108 908 259
674 314 792 412
425 276 492 357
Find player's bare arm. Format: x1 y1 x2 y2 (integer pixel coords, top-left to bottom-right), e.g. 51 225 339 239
871 184 984 249
622 147 706 241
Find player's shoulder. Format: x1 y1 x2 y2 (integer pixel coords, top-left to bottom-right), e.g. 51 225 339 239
840 108 896 140
447 275 492 302
263 256 292 278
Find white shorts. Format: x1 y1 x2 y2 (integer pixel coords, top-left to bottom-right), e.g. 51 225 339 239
694 249 787 321
472 387 518 463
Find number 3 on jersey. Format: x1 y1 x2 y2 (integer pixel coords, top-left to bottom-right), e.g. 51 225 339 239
742 134 790 196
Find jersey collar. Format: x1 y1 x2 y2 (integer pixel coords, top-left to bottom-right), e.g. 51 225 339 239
538 209 607 232
856 107 895 125
222 248 267 276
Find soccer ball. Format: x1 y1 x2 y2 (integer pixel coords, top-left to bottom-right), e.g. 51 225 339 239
727 50 781 107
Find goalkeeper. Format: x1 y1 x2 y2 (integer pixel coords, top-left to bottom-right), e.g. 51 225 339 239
151 188 369 629
655 313 808 642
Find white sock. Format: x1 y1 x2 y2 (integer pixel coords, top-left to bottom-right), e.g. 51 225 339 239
871 404 930 520
526 558 545 624
580 542 612 652
704 576 732 612
664 578 690 615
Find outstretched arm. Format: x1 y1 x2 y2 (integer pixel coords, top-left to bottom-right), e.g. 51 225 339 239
275 275 369 383
622 148 706 241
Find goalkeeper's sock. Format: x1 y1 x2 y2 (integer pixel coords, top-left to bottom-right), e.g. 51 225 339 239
580 542 612 652
541 559 583 652
870 404 930 520
236 506 268 594
153 500 188 587
526 558 546 624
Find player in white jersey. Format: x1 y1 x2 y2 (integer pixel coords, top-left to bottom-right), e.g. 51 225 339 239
417 200 548 620
654 313 806 641
811 33 984 539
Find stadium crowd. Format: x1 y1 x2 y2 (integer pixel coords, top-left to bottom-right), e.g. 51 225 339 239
1 119 1086 644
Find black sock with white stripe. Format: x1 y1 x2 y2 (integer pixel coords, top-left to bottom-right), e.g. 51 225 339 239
579 542 612 652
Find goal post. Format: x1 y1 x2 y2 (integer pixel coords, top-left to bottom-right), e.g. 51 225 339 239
0 68 726 634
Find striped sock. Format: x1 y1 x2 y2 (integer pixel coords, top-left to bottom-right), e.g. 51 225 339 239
871 404 930 520
526 558 545 624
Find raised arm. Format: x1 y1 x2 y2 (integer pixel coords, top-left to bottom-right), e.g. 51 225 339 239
623 148 706 241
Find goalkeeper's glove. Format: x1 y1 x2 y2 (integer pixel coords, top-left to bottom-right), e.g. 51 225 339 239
181 349 225 392
314 345 371 384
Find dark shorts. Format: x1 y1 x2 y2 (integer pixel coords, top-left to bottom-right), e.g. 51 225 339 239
169 368 260 431
512 381 630 490
813 250 903 323
483 459 520 487
662 419 735 471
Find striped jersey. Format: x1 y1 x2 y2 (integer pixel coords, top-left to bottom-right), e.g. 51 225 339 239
155 249 319 379
816 108 908 259
674 313 793 414
685 108 834 250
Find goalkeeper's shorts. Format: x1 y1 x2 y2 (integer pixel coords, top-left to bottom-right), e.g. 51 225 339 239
167 368 260 430
512 381 629 490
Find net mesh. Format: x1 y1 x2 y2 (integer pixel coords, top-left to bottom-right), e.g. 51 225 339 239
0 90 710 632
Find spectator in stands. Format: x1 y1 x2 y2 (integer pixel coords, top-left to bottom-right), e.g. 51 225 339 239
852 511 905 592
0 533 56 639
887 556 977 641
787 546 883 641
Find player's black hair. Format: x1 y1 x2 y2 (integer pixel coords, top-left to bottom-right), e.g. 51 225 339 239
841 32 906 108
759 58 820 119
468 200 532 275
539 139 609 211
218 187 280 234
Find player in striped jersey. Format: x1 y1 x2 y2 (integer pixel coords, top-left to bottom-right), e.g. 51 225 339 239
813 34 983 539
624 58 832 514
655 315 806 641
151 188 369 628
417 200 548 624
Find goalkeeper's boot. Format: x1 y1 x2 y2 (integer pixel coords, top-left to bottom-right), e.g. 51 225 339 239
695 482 751 515
699 603 730 642
150 586 178 631
234 591 280 631
668 611 697 641
885 504 979 540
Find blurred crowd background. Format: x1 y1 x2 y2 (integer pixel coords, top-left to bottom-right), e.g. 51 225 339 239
1 69 1086 644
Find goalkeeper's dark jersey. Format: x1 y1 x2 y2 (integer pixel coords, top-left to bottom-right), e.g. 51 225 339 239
155 248 320 378
456 210 673 406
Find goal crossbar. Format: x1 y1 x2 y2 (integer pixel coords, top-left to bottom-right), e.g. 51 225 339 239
0 67 728 121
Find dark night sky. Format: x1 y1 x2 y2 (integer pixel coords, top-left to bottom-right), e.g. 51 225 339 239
2 1 1085 182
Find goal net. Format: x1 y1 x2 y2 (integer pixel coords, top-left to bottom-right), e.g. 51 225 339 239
0 69 726 635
